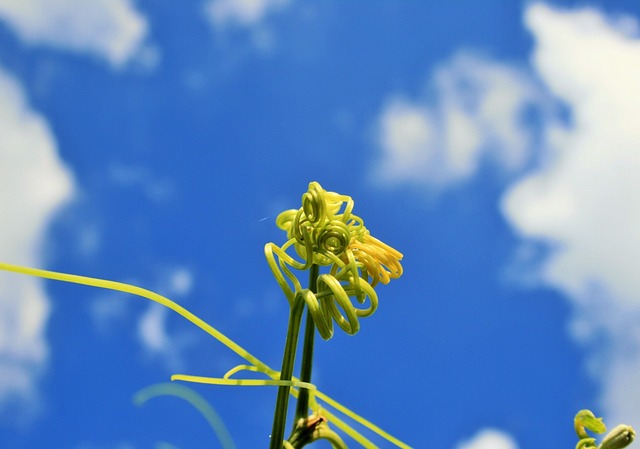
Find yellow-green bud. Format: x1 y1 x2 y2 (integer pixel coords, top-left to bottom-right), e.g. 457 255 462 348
599 424 635 449
576 409 607 436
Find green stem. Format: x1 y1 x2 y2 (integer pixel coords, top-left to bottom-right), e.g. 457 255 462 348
294 264 319 424
312 425 349 449
294 312 315 423
270 298 305 449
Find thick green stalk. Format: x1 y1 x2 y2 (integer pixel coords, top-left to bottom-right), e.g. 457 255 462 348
269 298 305 449
294 264 319 424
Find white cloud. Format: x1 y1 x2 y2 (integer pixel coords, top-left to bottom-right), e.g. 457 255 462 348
138 303 170 353
456 428 518 449
137 303 184 372
372 0 640 430
0 68 74 417
374 52 545 187
203 0 292 53
376 99 436 181
166 268 193 297
500 2 640 425
137 267 194 371
205 0 290 28
0 0 149 67
108 163 175 202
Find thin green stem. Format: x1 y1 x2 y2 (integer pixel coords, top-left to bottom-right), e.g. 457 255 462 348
294 311 316 423
270 298 305 449
294 264 319 424
312 425 349 449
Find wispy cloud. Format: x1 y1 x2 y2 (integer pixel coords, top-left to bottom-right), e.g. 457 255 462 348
138 304 173 357
137 267 194 371
373 52 546 188
0 68 74 419
205 0 290 28
456 429 518 449
0 0 150 68
203 0 292 52
108 163 175 203
501 2 640 425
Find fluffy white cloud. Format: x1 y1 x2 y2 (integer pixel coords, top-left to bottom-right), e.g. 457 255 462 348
0 69 74 417
500 3 640 424
373 0 640 430
374 52 543 187
205 0 290 28
456 429 518 449
0 0 149 67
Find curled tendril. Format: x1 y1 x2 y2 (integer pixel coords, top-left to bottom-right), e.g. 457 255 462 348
265 181 403 339
317 220 351 257
302 182 327 224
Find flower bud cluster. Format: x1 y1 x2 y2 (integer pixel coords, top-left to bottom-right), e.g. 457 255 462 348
265 182 403 339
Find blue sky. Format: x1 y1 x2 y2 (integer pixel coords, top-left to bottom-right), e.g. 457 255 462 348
1 1 640 448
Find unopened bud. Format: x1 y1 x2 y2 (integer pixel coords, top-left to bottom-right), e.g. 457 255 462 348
599 425 635 449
